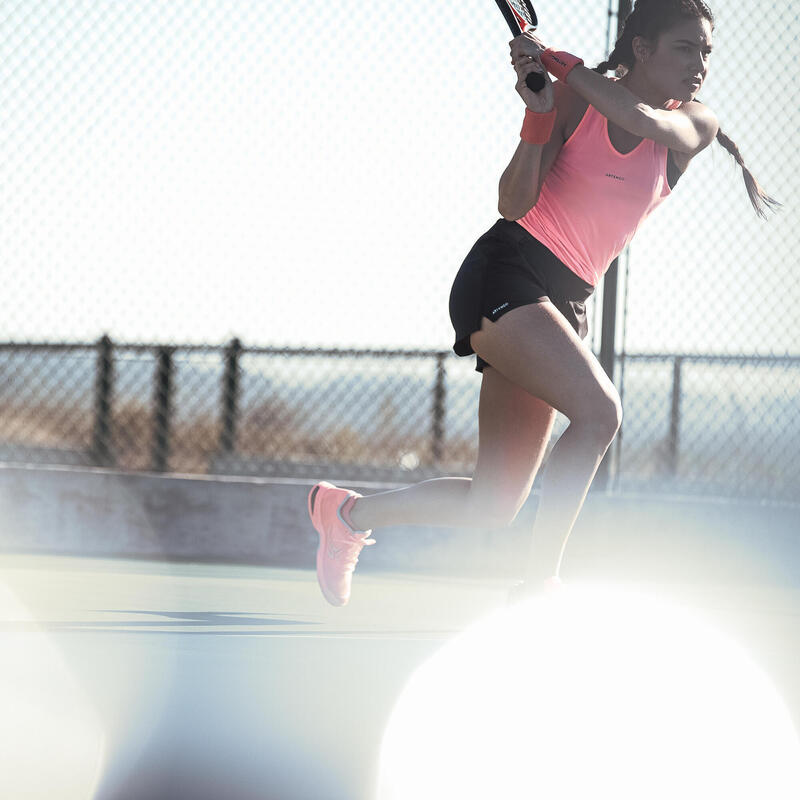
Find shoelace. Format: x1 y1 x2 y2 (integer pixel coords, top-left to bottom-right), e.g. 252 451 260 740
337 535 376 572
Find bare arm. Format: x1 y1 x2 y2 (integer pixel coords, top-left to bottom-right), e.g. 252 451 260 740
498 79 571 220
509 35 719 156
498 140 545 221
565 65 719 154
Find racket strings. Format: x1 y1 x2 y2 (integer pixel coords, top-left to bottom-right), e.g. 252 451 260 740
505 0 535 29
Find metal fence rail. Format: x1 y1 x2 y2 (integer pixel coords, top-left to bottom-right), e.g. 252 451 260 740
614 352 800 500
1 339 797 502
2 0 797 508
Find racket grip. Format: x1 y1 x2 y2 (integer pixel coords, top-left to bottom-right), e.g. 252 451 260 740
526 71 546 92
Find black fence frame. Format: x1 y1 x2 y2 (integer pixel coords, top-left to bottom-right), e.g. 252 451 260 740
3 338 798 491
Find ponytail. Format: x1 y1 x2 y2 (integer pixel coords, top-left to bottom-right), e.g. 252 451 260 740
594 0 781 219
714 128 781 219
595 4 640 78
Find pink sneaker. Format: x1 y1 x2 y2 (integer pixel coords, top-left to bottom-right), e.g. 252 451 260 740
307 481 375 607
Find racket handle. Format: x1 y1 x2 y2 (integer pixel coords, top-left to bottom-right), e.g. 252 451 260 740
526 71 546 92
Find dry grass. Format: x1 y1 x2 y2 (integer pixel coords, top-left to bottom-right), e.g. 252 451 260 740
0 400 93 447
0 398 478 474
3 398 794 499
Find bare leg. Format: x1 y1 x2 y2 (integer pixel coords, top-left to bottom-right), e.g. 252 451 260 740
469 302 622 581
349 366 557 533
349 477 472 530
526 421 614 582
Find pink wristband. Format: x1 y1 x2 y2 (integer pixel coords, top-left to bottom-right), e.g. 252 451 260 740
541 49 584 82
521 107 557 144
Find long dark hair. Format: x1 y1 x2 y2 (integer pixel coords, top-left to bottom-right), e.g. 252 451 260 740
595 0 780 219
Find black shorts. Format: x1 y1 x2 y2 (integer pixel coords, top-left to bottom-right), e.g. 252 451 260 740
448 219 595 373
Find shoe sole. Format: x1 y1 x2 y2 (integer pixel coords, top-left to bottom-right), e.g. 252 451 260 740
308 481 347 607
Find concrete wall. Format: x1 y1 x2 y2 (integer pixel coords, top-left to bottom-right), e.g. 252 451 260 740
0 463 797 585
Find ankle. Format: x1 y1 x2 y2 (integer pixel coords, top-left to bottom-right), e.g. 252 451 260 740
342 495 366 532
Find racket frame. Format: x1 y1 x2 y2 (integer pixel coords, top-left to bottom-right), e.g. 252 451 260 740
493 0 546 92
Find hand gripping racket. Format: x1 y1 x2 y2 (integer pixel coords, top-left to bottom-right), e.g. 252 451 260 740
494 0 546 92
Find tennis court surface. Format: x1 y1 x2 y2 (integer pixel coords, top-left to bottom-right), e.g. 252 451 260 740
2 553 799 799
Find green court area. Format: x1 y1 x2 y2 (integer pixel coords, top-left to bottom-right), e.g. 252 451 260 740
2 554 799 799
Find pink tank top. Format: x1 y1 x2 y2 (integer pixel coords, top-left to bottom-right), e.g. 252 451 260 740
517 97 681 286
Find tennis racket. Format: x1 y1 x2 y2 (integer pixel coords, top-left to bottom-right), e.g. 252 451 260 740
493 0 546 92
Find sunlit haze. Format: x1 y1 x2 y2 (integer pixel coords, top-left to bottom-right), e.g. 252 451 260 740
2 0 796 353
379 584 800 799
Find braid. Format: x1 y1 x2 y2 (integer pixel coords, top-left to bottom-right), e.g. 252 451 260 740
593 0 780 218
715 128 782 219
595 6 641 75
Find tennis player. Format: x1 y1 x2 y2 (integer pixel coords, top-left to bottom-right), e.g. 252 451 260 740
308 0 778 606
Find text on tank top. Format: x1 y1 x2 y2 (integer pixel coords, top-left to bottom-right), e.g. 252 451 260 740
517 96 682 286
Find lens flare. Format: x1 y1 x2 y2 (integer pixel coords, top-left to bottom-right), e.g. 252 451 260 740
378 583 800 800
0 581 106 800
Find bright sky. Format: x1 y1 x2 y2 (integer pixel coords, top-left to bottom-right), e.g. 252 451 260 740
2 0 797 354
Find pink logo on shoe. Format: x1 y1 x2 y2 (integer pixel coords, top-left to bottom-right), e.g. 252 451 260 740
309 481 376 607
327 543 345 559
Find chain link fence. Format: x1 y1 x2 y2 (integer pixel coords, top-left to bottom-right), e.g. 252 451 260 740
1 1 798 503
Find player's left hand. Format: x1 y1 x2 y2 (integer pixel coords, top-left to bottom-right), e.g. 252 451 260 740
513 54 553 111
509 32 548 67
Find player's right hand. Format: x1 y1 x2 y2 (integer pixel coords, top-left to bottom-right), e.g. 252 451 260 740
513 54 554 112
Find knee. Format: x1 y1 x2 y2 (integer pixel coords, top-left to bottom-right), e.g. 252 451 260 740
577 390 623 445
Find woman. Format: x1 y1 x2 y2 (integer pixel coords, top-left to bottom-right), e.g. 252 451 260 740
307 0 778 607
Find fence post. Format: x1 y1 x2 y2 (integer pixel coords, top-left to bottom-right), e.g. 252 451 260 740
668 356 683 476
93 334 114 466
432 353 446 465
220 337 242 456
594 0 633 492
152 346 174 472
